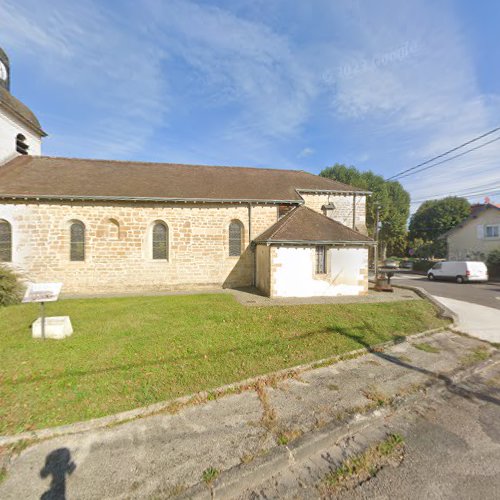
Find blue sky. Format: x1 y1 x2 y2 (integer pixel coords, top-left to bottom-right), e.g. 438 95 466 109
1 0 499 208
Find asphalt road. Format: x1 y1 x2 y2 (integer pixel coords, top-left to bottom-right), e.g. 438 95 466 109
341 357 500 500
391 272 500 310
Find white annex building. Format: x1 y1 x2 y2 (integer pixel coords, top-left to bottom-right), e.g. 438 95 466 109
0 47 374 298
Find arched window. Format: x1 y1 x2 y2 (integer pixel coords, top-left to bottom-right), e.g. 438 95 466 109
16 134 29 155
229 220 243 256
152 222 168 260
70 221 85 261
0 220 12 262
108 218 120 239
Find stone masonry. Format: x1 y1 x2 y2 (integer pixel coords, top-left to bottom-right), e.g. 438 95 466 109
0 193 366 295
300 193 367 234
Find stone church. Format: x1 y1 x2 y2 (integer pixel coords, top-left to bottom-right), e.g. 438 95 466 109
0 47 373 298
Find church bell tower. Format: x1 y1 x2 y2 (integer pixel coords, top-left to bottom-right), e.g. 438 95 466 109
0 46 46 164
0 47 10 91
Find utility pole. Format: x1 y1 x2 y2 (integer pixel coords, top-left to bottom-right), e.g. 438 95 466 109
374 205 380 279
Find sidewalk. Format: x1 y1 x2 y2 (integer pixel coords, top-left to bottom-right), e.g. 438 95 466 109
434 296 500 343
0 329 496 499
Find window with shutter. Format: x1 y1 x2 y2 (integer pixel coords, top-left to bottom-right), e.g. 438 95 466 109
152 222 168 260
229 220 243 256
0 220 12 262
70 221 85 261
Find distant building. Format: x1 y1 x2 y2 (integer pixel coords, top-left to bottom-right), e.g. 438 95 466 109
0 47 373 297
444 203 500 261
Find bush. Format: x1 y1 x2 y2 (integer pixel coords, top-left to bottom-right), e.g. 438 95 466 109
487 250 500 278
412 240 446 259
0 265 22 306
412 259 435 272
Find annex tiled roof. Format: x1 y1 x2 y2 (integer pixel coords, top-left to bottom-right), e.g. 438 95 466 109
0 156 369 203
0 88 46 136
254 206 374 244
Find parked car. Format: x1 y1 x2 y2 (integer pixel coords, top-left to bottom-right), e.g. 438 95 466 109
383 259 399 269
427 261 488 283
399 261 413 269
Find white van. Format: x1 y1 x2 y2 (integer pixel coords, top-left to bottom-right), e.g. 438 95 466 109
427 261 488 283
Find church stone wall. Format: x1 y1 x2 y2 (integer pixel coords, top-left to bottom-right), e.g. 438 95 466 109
0 200 278 296
300 193 367 234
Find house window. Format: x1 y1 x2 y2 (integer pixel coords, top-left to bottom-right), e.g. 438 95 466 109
70 221 85 261
152 222 168 260
485 225 499 238
0 220 12 262
229 220 243 256
315 246 327 274
16 134 29 155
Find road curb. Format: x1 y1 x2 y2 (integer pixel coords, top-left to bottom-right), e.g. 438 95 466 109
179 407 392 500
179 353 500 499
0 325 448 447
392 283 459 324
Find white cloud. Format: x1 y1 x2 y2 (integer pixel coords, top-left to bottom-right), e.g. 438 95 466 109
0 0 168 158
298 147 315 158
143 0 318 139
0 0 498 206
313 0 500 205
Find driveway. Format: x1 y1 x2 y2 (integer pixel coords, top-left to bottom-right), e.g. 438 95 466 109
393 273 500 343
340 356 500 500
391 273 500 309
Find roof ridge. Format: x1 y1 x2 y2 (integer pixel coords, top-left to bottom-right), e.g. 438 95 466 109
269 206 303 239
35 156 304 173
301 205 372 237
253 204 373 244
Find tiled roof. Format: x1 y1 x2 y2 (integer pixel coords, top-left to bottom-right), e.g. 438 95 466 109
0 88 46 136
0 156 369 202
254 206 374 244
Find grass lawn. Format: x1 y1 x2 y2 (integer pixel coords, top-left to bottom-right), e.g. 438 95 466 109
0 294 448 434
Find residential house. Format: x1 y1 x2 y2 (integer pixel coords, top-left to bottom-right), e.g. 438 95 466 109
444 203 500 261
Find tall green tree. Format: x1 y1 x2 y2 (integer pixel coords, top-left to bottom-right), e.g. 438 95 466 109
320 163 410 257
408 197 470 259
409 197 470 242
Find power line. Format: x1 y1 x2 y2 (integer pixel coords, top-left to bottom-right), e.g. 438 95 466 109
411 189 500 204
439 183 500 196
387 126 500 180
395 136 500 181
411 187 500 204
410 182 500 203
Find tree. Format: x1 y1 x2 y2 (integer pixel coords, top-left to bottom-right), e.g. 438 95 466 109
409 197 470 242
320 163 410 258
408 197 470 259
